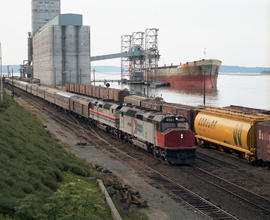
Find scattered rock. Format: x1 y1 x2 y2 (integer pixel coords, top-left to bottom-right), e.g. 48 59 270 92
77 142 87 146
90 163 148 209
102 169 112 174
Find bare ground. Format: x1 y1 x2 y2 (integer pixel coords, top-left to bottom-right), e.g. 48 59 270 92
15 96 206 220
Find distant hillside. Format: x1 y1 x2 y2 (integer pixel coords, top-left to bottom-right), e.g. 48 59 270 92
92 65 121 73
1 65 20 73
220 65 270 74
2 65 270 74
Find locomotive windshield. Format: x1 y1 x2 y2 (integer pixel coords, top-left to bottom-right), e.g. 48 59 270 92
160 116 189 132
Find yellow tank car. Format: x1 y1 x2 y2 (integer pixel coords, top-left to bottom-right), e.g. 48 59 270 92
194 107 269 162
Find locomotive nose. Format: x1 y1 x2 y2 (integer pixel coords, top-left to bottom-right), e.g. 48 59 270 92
157 129 195 149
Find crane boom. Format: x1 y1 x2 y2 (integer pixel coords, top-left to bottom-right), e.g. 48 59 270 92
90 46 144 62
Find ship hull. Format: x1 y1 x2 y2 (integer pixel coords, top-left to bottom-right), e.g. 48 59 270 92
149 59 222 90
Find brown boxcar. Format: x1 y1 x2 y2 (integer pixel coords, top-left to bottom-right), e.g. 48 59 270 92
141 100 163 111
85 85 90 96
85 85 92 96
224 105 270 116
162 103 197 130
79 84 86 94
257 121 270 165
113 89 119 101
89 85 94 96
118 90 130 103
99 87 108 99
93 86 100 98
162 103 177 114
103 88 110 99
124 95 150 107
75 84 80 93
69 83 75 93
65 83 70 92
109 88 115 100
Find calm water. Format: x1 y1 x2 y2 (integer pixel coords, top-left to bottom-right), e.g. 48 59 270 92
93 72 270 110
8 71 270 110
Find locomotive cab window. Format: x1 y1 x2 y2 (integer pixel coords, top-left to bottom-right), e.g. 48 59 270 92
160 117 187 131
176 117 189 129
136 114 143 120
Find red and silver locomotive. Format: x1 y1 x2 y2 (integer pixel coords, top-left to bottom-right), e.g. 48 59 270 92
119 106 195 164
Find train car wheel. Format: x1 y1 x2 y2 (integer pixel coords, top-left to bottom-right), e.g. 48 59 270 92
154 147 160 158
147 144 153 154
248 156 256 165
238 152 245 159
267 162 270 170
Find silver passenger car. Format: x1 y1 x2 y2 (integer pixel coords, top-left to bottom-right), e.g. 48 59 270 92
70 95 94 118
44 88 58 104
55 91 75 110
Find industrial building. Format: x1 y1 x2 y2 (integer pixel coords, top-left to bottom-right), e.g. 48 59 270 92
32 0 61 36
33 14 91 86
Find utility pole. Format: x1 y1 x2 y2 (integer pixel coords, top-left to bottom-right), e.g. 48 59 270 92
80 69 82 84
12 69 14 98
0 42 3 105
54 67 56 88
93 69 96 87
203 70 206 106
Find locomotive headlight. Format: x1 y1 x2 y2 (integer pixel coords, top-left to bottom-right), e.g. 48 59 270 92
180 134 184 139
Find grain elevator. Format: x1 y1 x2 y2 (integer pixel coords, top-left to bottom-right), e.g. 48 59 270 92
31 0 90 86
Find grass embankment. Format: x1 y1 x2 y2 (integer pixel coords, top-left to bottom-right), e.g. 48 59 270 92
0 93 112 219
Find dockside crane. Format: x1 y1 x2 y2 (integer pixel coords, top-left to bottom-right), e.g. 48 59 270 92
90 28 160 82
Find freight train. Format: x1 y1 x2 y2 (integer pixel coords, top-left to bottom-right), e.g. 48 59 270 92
65 83 270 167
5 79 196 165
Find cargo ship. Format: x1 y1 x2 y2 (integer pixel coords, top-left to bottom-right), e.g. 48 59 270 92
149 59 222 90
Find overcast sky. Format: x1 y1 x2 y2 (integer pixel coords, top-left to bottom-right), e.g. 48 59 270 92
0 0 269 67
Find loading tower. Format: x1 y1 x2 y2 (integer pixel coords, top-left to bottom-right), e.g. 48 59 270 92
144 28 160 82
90 28 160 82
120 35 132 81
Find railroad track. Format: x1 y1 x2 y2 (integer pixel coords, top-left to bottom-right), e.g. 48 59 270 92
81 124 238 220
196 151 239 169
196 150 270 194
11 86 238 220
185 165 270 217
194 150 270 215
